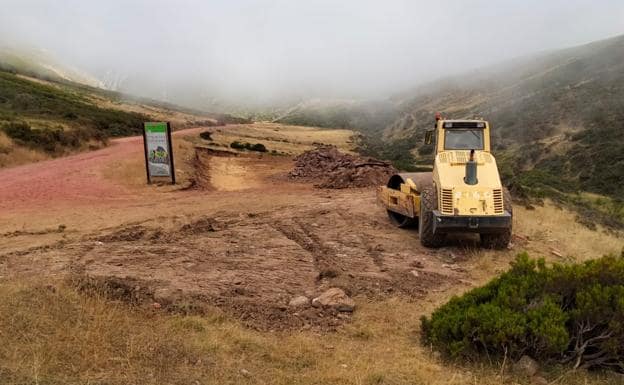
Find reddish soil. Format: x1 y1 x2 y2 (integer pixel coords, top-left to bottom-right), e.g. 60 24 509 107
0 127 204 213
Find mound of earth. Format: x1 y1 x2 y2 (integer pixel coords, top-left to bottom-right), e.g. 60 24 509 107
289 145 396 188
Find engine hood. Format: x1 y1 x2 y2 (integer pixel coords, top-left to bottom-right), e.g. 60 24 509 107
433 150 504 216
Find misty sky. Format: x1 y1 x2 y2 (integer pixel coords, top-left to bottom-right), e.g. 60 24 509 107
2 0 624 107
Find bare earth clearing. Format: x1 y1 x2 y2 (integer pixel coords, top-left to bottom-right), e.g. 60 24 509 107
0 123 458 330
0 123 623 384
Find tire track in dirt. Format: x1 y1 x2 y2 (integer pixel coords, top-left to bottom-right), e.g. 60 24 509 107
271 218 339 280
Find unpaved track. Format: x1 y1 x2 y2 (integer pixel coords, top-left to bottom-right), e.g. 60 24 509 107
0 127 205 213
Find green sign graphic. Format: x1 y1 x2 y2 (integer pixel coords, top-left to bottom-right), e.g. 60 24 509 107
145 122 167 133
143 122 175 184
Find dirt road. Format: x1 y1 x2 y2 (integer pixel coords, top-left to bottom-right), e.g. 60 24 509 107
0 127 205 213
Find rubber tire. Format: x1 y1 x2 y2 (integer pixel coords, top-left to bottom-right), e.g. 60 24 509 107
481 188 513 249
418 185 445 248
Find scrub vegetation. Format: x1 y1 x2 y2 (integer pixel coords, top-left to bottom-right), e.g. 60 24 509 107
0 71 148 136
0 70 147 156
229 141 268 152
423 252 624 372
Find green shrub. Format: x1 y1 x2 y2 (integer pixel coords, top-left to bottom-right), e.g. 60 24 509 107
249 143 267 152
229 141 268 152
1 121 97 153
421 253 624 371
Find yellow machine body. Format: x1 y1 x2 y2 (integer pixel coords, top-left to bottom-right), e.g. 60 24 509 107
377 118 511 242
433 153 504 217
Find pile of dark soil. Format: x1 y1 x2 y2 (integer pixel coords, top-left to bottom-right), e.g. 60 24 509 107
289 145 396 188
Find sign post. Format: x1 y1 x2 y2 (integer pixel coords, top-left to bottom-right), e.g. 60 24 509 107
143 122 175 184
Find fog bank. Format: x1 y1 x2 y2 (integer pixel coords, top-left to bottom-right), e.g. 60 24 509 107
1 0 623 108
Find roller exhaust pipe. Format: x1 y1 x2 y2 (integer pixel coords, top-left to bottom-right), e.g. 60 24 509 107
464 149 478 185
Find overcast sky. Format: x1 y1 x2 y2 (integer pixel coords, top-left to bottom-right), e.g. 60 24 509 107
1 0 624 107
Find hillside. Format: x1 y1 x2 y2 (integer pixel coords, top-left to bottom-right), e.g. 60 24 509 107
384 35 624 198
276 34 624 227
0 68 247 167
0 46 106 87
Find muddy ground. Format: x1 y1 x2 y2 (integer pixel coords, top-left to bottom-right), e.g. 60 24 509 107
0 130 472 331
1 188 467 331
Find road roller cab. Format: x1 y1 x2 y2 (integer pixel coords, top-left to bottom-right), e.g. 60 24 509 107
377 114 512 248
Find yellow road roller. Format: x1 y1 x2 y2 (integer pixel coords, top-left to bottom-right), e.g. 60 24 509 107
377 114 512 248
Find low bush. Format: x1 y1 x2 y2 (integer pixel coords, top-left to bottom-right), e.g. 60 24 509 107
1 121 99 153
230 141 268 152
421 252 624 372
199 131 212 141
249 143 267 152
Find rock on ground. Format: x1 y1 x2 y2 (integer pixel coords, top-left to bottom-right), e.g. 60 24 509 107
288 295 310 307
512 355 540 377
312 288 355 312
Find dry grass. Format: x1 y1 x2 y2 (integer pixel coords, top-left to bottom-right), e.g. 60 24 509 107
201 122 355 155
0 131 12 151
1 278 623 385
0 281 205 384
514 200 624 261
0 132 49 168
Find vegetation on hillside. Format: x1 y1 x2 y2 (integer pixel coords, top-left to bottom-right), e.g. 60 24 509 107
422 252 624 372
0 70 148 154
0 48 100 86
274 101 398 135
272 101 429 170
275 35 624 228
388 35 624 202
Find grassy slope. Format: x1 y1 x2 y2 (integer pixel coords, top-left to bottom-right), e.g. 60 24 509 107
0 71 147 135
